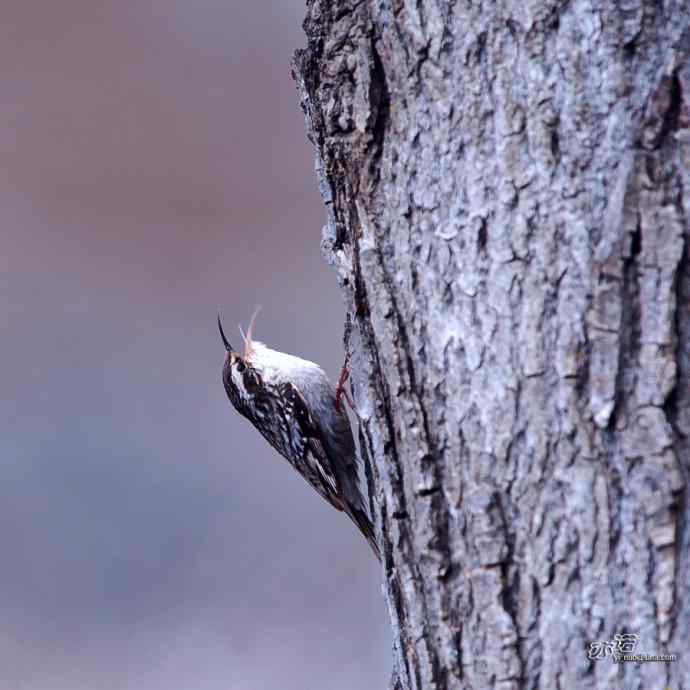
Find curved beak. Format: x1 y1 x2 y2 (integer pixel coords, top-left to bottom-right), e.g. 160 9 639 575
217 312 233 352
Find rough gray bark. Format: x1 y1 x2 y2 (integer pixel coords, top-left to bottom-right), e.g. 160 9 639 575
294 2 690 689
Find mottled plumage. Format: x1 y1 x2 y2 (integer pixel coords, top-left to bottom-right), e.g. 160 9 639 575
218 313 380 560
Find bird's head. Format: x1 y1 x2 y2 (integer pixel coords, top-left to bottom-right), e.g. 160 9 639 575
218 309 262 410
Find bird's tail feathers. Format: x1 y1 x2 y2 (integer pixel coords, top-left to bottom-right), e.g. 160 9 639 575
346 504 381 562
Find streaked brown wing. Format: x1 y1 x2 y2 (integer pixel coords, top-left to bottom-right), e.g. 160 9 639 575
275 381 344 511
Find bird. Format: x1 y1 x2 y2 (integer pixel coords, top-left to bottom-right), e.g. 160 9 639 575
218 309 380 561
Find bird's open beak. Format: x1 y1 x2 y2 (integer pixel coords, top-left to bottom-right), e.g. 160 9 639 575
217 313 233 352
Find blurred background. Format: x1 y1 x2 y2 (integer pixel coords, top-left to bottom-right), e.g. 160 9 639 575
0 2 389 689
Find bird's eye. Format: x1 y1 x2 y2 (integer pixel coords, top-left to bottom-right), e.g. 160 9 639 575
236 360 246 373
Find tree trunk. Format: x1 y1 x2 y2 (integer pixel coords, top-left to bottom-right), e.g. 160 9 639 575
293 2 690 689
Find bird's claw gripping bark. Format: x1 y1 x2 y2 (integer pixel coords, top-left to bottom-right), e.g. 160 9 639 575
335 352 354 413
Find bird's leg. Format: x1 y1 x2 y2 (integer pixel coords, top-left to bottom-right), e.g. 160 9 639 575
335 352 355 414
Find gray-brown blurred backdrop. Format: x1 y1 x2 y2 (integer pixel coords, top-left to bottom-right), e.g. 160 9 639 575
0 2 389 688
